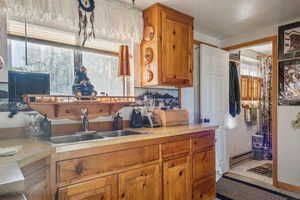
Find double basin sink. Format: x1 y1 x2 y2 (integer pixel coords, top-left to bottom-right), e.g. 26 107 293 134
47 130 152 145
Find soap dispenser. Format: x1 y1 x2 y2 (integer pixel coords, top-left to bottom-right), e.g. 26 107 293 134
113 112 123 130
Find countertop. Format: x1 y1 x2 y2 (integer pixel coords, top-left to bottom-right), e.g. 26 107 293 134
54 124 218 153
0 124 217 194
0 138 54 168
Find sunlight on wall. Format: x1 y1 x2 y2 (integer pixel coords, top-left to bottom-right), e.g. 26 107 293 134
226 114 238 129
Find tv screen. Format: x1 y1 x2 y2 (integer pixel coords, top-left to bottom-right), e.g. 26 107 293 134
8 71 50 102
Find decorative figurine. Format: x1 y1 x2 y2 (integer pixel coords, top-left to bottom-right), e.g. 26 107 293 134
72 66 97 97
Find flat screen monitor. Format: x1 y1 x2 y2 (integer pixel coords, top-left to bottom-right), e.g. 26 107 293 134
8 71 50 102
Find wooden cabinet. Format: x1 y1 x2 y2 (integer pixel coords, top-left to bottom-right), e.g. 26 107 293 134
240 75 262 100
21 158 51 200
57 145 159 184
58 175 117 200
192 176 216 200
163 156 191 200
119 164 161 200
192 148 215 181
141 3 194 87
55 130 216 200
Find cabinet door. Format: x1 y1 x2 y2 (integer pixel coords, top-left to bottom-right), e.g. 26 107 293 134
240 75 250 100
161 11 192 85
21 159 51 200
192 148 215 181
24 173 49 200
58 175 117 200
119 164 161 200
163 156 191 200
192 176 216 200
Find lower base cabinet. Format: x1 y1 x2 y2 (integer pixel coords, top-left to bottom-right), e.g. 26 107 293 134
21 158 51 200
163 156 191 200
55 131 216 200
119 164 161 200
192 176 216 200
58 175 118 200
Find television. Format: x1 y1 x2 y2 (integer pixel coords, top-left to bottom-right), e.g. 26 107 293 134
8 71 50 102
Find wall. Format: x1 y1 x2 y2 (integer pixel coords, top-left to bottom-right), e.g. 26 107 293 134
220 18 300 187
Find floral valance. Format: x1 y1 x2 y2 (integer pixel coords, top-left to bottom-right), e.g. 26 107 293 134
0 0 143 43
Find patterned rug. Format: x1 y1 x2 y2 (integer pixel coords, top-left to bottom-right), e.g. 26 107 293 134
247 163 272 178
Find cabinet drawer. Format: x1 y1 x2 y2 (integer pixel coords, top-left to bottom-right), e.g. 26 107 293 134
57 145 159 184
59 175 117 200
192 148 215 181
192 176 216 200
162 139 190 159
192 131 215 152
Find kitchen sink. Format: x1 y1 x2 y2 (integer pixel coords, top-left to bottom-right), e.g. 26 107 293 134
95 130 150 138
47 130 152 145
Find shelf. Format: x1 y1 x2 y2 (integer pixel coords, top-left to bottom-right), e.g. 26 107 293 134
23 95 135 120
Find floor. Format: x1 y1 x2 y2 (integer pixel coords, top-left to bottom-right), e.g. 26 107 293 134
229 159 273 184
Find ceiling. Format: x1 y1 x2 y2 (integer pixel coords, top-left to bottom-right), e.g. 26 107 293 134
123 0 300 39
245 43 273 55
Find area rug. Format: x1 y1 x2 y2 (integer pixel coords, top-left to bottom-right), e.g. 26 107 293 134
217 176 292 200
247 163 272 178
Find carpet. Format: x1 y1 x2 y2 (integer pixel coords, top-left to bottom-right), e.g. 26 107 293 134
247 163 272 178
216 176 300 200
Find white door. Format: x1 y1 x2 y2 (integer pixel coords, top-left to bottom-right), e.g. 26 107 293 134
200 45 230 180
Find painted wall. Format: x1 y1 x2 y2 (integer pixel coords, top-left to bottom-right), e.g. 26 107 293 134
220 18 300 187
278 106 300 187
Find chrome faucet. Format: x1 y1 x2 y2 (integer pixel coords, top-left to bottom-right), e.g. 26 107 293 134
80 108 89 132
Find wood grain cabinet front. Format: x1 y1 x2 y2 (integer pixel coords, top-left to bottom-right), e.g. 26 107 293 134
192 148 215 181
21 158 51 200
119 164 161 200
192 176 216 200
58 175 117 200
54 130 217 200
163 156 191 200
140 3 194 87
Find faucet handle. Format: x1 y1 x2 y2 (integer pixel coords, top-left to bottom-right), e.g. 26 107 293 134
80 108 88 115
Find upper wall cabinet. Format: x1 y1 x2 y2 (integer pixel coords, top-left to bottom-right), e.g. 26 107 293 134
141 3 194 87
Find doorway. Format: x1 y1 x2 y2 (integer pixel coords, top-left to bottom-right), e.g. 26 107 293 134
224 37 278 186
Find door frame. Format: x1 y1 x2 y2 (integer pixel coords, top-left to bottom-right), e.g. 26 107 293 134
224 36 279 187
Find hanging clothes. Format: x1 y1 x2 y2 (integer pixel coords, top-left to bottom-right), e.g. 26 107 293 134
229 61 241 117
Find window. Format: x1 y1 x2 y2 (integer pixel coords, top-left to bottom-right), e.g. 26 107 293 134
7 36 123 96
82 51 123 96
8 38 75 95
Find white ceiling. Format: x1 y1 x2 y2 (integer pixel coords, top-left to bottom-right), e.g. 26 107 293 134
245 43 273 55
123 0 300 39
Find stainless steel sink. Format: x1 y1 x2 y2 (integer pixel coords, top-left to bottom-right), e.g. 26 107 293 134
47 130 152 145
95 130 151 138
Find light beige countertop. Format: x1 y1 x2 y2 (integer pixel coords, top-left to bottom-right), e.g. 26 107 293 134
0 138 54 168
54 124 218 153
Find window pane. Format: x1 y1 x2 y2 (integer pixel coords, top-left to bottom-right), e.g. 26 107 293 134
82 51 123 96
9 39 74 95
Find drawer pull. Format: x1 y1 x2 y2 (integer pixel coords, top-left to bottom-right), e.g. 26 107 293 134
75 162 83 175
121 193 125 198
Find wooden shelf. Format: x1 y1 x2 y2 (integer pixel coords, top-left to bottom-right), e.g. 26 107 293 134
23 95 135 120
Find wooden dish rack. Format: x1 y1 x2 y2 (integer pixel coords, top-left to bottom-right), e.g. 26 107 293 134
23 95 135 120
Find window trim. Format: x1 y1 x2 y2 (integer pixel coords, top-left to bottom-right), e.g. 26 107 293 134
8 33 119 57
